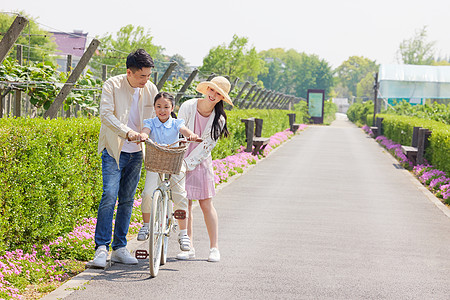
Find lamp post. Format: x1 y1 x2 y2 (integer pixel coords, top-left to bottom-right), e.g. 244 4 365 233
372 72 379 126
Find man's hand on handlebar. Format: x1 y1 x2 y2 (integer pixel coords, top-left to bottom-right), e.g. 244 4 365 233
126 130 140 142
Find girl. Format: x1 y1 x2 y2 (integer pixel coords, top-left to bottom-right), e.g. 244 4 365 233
176 76 232 262
137 92 198 253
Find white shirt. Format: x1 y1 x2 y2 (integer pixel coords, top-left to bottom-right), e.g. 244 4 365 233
121 88 141 153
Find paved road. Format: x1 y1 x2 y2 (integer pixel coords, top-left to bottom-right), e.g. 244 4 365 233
61 114 450 299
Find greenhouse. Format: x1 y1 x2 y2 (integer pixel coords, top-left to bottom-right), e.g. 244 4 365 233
378 64 450 106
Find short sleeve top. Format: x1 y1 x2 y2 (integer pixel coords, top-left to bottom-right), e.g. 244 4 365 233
143 117 185 145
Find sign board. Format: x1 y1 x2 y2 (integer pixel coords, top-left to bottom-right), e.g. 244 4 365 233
307 89 325 124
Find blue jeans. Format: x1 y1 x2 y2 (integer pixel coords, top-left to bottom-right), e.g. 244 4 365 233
95 149 143 250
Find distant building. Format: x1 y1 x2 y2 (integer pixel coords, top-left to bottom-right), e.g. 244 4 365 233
50 30 88 72
332 98 349 113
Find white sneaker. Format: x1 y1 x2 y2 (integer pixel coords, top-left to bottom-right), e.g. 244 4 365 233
176 248 195 260
88 245 108 268
208 248 220 262
178 233 191 251
111 247 138 265
137 226 149 241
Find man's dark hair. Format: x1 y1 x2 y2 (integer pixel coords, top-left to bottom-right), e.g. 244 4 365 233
126 49 154 71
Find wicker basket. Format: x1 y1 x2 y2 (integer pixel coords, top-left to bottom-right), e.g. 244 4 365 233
144 139 187 174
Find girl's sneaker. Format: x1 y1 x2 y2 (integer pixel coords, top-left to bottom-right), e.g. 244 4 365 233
178 233 191 251
208 248 220 262
176 248 195 260
137 226 149 241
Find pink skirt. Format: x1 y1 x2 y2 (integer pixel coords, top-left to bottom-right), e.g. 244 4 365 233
185 156 215 200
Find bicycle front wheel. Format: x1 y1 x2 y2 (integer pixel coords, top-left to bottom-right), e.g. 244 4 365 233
160 200 173 266
149 189 166 277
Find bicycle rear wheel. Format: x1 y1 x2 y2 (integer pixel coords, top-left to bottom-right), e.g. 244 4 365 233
149 189 166 277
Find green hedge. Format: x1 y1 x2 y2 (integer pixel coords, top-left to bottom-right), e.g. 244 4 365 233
376 114 450 174
0 117 102 253
0 109 307 254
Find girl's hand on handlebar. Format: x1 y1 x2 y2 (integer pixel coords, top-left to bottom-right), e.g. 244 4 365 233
187 134 202 143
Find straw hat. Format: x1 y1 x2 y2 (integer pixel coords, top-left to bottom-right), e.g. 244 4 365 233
196 76 233 106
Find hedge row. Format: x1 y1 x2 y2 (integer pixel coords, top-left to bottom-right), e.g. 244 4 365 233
375 114 450 175
0 117 102 253
0 109 307 254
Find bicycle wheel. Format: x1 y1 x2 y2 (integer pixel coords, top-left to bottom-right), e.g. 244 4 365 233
160 201 173 265
149 189 166 277
160 205 172 265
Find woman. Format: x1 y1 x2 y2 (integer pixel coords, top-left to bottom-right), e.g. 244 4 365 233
177 76 232 262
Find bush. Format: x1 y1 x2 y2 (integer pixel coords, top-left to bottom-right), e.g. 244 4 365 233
346 101 374 126
382 100 450 125
0 117 102 254
324 100 338 125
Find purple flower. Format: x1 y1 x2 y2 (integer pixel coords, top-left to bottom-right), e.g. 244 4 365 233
419 169 447 185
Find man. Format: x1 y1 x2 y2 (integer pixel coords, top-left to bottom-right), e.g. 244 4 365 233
88 49 158 268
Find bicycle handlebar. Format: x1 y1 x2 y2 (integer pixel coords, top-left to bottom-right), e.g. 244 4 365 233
166 137 203 148
128 137 203 145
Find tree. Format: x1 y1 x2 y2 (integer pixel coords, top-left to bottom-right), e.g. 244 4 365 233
334 56 378 98
168 54 192 80
259 48 333 98
91 24 164 78
397 26 435 65
332 82 351 99
0 12 57 62
356 72 376 101
200 34 266 81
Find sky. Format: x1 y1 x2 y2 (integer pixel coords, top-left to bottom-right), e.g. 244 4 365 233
2 0 450 69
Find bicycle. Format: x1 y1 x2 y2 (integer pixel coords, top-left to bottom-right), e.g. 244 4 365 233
135 137 200 277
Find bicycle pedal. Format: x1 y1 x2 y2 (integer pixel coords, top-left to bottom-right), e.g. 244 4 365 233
135 249 149 259
174 209 186 219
